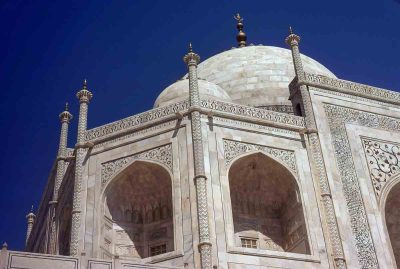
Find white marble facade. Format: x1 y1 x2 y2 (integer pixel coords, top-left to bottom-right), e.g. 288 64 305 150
2 31 400 269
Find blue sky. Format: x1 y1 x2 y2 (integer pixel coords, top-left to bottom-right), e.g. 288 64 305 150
0 0 399 250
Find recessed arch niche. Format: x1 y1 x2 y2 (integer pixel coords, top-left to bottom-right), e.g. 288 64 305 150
228 152 310 254
385 182 400 267
103 160 174 259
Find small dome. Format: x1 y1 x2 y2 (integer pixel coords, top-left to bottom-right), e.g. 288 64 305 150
195 46 336 107
154 79 232 108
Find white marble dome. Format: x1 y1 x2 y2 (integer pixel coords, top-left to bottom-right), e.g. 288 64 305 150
154 78 231 107
195 46 336 107
155 45 336 108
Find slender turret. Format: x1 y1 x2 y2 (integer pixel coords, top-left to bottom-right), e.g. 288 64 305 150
70 79 93 256
286 27 347 269
25 206 36 247
183 44 213 269
49 102 73 254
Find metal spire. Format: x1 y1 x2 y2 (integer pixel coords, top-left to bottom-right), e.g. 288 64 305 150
234 13 247 48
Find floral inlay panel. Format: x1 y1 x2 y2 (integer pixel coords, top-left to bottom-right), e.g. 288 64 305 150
362 138 400 199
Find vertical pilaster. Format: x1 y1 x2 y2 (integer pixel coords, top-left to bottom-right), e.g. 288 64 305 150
70 80 92 256
25 208 36 247
183 44 212 269
49 103 73 254
286 29 347 269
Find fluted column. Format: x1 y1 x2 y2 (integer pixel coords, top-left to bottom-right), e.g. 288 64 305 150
70 80 92 256
25 207 36 247
183 44 212 269
286 29 347 269
49 103 73 254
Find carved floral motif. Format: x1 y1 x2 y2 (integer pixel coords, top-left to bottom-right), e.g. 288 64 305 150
362 138 400 198
322 104 400 268
101 144 173 187
223 139 297 174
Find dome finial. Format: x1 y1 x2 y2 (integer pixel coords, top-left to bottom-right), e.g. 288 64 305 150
289 26 293 35
234 13 247 48
65 102 69 111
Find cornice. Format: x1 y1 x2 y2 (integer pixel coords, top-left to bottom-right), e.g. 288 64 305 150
299 73 400 106
84 99 305 144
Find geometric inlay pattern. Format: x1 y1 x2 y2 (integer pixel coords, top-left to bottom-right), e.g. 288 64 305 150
362 138 400 199
101 144 172 187
223 139 297 174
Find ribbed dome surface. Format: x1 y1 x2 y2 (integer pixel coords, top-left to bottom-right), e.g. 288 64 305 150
154 79 231 108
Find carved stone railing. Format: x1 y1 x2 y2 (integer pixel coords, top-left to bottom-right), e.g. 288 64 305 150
201 99 304 128
84 100 190 142
84 99 305 143
301 73 400 105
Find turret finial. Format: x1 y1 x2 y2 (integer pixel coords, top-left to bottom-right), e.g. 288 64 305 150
59 102 73 122
183 42 200 66
30 205 33 212
2 242 7 250
234 13 247 48
76 79 93 103
285 25 300 46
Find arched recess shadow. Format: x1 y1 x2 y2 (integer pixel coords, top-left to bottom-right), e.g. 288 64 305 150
102 160 174 259
228 152 310 254
380 175 400 268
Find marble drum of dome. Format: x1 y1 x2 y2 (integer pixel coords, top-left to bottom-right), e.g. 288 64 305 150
155 45 336 109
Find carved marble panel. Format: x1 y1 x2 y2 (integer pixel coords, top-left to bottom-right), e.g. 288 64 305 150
223 139 297 174
362 138 400 199
101 144 172 187
323 104 400 268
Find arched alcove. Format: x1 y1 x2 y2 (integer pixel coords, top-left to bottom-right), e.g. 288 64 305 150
385 182 400 266
228 152 310 254
103 161 174 259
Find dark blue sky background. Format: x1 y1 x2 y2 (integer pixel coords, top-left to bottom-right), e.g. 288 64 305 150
0 0 399 250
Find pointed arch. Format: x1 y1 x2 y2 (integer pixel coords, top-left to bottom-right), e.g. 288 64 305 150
102 160 174 259
228 152 310 254
382 176 400 267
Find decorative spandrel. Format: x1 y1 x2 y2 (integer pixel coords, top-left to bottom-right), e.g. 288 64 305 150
101 144 173 187
223 139 297 174
362 138 400 199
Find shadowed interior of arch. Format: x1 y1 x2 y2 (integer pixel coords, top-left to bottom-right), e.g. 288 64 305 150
103 161 174 259
385 182 400 267
229 152 310 254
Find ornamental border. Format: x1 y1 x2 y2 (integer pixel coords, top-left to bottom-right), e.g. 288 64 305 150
323 103 400 268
